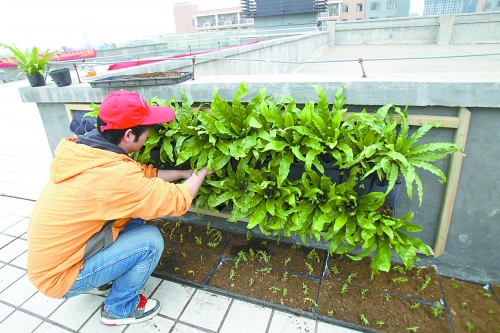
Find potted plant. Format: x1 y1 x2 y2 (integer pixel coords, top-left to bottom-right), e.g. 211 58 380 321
0 43 57 87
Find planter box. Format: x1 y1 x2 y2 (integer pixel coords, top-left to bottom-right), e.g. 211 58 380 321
89 72 192 88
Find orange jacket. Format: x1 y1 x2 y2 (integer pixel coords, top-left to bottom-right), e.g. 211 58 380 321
27 138 193 298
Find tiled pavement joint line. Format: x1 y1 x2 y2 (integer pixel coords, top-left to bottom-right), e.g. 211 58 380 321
0 194 36 203
167 286 199 333
215 298 234 332
264 309 275 333
76 301 102 332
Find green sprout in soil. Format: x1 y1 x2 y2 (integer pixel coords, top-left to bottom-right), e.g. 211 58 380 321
200 255 203 262
361 289 369 296
341 284 349 294
249 278 254 286
188 270 194 276
159 260 163 266
328 310 335 317
488 309 495 314
411 302 420 309
234 258 241 269
452 283 459 289
257 250 270 264
284 257 291 266
188 225 192 232
175 221 181 228
479 290 491 298
392 277 408 284
466 322 473 332
283 272 289 281
305 262 314 274
283 288 288 297
179 234 184 243
406 326 419 332
174 267 180 272
249 248 256 260
277 235 281 244
303 298 318 307
246 231 252 240
257 267 272 273
370 271 376 280
229 269 236 281
195 236 202 245
302 283 309 295
269 286 281 293
376 321 384 328
360 314 370 326
181 252 187 258
385 294 391 301
330 265 340 275
416 267 423 276
421 276 431 290
166 251 171 255
237 250 247 262
307 249 321 263
260 240 267 245
160 228 166 234
169 229 176 240
393 266 406 275
205 221 211 234
460 301 467 308
346 272 357 284
207 241 217 248
431 303 444 317
291 244 300 249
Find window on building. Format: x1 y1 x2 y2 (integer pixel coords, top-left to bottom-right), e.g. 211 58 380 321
497 0 500 6
486 1 491 8
357 3 363 11
192 19 195 26
342 18 348 21
387 0 396 9
370 1 381 10
369 17 379 19
211 17 216 25
330 4 339 15
343 4 349 12
356 18 362 20
200 18 205 24
232 14 238 23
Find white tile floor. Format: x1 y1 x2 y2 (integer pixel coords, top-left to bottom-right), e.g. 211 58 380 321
0 79 362 332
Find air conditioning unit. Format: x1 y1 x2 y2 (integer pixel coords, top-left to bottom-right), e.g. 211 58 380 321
246 18 254 23
202 23 210 27
224 21 232 25
320 12 329 18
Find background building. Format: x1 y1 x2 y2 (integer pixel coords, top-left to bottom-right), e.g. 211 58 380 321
365 0 411 19
424 0 479 15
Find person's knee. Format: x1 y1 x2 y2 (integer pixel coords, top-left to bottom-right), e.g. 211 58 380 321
141 225 164 254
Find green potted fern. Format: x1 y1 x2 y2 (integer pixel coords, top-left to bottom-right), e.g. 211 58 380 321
0 43 56 87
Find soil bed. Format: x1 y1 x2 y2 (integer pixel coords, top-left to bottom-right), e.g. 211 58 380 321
124 71 182 79
147 218 500 333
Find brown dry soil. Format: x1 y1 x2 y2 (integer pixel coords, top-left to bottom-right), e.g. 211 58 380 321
124 71 182 79
148 218 500 333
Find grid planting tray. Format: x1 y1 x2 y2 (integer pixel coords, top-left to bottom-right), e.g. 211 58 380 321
89 72 192 88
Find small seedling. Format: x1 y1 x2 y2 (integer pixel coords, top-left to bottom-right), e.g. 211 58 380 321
460 301 467 308
410 302 420 309
370 271 376 280
187 225 192 232
360 314 370 326
361 289 369 296
175 221 181 228
207 241 217 248
328 310 335 317
269 286 281 292
421 276 431 290
376 321 384 328
341 284 349 294
237 250 247 262
159 260 163 266
330 265 340 275
174 267 180 272
283 272 289 280
307 249 321 263
234 258 241 268
188 270 194 276
249 248 256 259
291 244 301 249
169 229 176 239
465 322 473 332
392 277 408 284
181 252 187 258
416 267 423 276
392 266 406 275
246 231 252 240
260 240 267 245
406 326 419 332
277 235 281 244
346 272 357 284
160 228 166 234
206 221 211 234
249 278 254 286
283 288 288 297
179 233 184 243
284 257 291 266
385 294 391 301
257 267 272 273
452 283 459 289
200 254 203 262
194 236 202 245
303 298 318 307
431 303 444 317
257 250 270 264
488 309 495 314
305 262 314 274
479 290 491 298
302 283 309 295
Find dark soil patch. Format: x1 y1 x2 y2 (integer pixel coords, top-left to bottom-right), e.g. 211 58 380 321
148 218 500 332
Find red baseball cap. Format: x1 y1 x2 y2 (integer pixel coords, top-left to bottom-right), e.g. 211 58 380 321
98 90 175 131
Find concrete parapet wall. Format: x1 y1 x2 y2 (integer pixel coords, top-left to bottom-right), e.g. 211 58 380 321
332 11 500 45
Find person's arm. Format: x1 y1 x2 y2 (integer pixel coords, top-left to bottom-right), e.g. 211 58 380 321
182 167 214 196
157 169 192 182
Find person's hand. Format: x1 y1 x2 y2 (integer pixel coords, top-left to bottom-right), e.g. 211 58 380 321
205 167 215 175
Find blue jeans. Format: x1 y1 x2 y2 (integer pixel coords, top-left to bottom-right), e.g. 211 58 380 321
63 218 164 318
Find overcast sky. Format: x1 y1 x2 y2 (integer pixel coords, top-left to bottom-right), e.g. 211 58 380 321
1 0 423 53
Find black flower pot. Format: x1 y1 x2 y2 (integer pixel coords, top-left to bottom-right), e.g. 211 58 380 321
49 68 71 87
27 73 46 87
